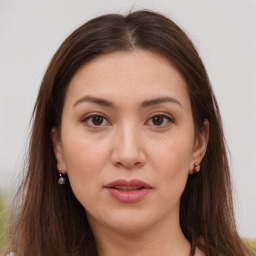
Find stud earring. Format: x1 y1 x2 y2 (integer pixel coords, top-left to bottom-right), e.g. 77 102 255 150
58 168 66 184
193 162 200 173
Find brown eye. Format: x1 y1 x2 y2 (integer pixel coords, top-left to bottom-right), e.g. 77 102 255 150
82 114 109 127
152 115 164 126
146 114 173 127
92 116 104 126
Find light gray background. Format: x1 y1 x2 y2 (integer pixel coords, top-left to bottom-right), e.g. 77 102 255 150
0 0 255 238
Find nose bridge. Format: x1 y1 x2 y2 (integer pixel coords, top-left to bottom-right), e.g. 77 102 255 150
111 120 145 168
118 121 141 156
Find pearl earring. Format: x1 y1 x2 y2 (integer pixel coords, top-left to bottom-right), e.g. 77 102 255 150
58 168 66 184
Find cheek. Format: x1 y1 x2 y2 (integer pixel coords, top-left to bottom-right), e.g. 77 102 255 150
149 134 193 198
60 132 110 204
62 131 109 174
150 133 193 172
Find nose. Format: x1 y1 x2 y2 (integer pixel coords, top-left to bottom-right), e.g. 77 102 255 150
110 123 146 169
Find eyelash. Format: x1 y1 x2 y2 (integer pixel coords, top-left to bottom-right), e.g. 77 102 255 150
146 112 174 127
81 113 110 127
81 112 174 128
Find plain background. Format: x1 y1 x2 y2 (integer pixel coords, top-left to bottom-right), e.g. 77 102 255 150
0 0 255 238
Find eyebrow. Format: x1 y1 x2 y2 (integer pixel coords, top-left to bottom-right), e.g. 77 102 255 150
73 95 115 108
141 97 182 108
73 95 182 108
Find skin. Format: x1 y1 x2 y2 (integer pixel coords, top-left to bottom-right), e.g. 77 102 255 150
52 49 208 256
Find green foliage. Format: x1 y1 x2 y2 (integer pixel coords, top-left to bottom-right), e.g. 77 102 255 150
245 238 256 255
0 193 8 255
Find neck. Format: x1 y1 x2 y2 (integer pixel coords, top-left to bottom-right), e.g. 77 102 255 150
89 212 191 256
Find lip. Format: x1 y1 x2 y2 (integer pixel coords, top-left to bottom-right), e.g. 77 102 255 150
104 179 153 203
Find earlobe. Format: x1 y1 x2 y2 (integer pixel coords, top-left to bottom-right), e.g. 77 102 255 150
50 127 67 174
189 119 209 174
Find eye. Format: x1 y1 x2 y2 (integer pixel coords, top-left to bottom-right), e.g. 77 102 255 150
146 114 173 127
81 114 110 127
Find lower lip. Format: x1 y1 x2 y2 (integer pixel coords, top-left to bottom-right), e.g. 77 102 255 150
106 188 152 203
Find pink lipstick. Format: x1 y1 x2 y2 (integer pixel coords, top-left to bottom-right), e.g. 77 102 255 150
104 179 152 203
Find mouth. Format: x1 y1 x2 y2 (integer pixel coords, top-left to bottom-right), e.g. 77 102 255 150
112 186 145 191
104 179 152 203
105 179 152 190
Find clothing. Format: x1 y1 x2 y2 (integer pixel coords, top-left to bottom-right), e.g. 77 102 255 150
6 253 16 256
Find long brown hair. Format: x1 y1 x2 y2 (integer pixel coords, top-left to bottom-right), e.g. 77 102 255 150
7 10 254 256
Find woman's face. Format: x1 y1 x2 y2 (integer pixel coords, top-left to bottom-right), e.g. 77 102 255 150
52 50 208 234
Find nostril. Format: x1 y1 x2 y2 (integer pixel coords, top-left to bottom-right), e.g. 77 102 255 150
115 161 143 168
134 161 143 167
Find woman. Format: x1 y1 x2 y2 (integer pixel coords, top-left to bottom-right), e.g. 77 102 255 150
6 10 254 256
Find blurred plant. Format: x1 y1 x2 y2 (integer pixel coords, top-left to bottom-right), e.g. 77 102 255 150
0 192 8 255
244 238 256 255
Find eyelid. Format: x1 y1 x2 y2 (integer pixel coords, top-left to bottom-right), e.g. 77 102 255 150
145 112 175 126
80 111 174 128
81 112 111 127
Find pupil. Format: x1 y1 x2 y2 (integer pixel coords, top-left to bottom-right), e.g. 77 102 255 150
153 116 163 125
92 116 103 125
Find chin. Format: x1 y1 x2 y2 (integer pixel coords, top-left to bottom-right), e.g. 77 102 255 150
97 209 157 234
106 220 151 234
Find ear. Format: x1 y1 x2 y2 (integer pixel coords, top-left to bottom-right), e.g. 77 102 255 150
189 119 209 174
51 127 67 174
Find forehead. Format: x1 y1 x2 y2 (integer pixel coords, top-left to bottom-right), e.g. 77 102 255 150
66 49 190 108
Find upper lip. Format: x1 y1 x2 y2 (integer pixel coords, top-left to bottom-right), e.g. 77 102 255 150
104 179 152 189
